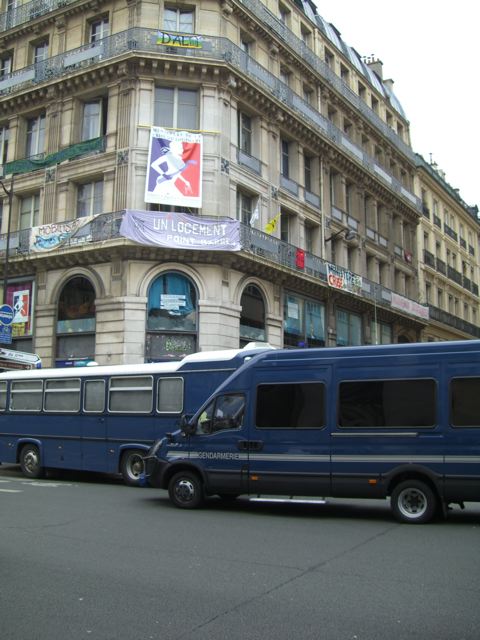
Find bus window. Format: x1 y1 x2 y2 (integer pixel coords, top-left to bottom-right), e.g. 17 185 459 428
44 378 81 413
157 377 183 413
338 379 436 428
0 381 6 410
84 379 105 413
108 376 153 413
256 382 325 429
451 377 480 427
10 379 43 412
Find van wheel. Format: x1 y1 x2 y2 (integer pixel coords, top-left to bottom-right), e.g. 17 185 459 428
120 450 145 486
391 479 437 524
20 444 45 479
168 471 204 509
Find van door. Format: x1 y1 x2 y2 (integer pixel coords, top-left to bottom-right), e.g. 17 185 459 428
190 393 249 496
246 366 331 498
331 367 444 499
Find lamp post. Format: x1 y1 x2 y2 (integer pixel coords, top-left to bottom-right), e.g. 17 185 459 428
325 228 357 243
0 170 15 306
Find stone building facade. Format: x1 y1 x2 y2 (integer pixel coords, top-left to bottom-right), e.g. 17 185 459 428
0 0 477 367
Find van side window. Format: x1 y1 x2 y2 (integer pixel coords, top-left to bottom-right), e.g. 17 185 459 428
0 381 7 411
157 377 183 413
44 378 81 412
197 394 245 434
10 379 43 412
451 377 480 427
108 376 153 413
256 382 324 429
84 379 105 413
338 379 436 428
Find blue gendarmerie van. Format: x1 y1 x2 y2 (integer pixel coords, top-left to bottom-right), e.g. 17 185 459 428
143 340 480 523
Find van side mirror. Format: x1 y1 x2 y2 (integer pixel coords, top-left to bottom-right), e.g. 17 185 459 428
180 414 195 435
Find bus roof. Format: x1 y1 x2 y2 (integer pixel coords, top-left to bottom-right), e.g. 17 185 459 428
0 343 274 380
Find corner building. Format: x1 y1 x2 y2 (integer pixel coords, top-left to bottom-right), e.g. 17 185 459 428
0 0 466 366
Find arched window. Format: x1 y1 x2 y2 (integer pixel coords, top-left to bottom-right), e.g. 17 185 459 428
240 284 266 347
56 276 96 366
146 272 197 361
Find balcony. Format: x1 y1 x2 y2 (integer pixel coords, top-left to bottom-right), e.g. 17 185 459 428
428 305 480 338
423 250 435 268
422 204 430 219
0 27 422 215
433 215 442 228
444 224 458 242
280 175 299 197
447 266 463 285
0 210 430 326
237 148 261 175
436 258 446 275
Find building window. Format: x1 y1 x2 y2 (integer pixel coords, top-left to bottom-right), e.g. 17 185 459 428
56 277 96 366
77 181 103 218
164 7 194 32
82 99 107 141
19 194 40 230
336 309 362 346
236 190 253 226
0 125 9 164
371 320 392 345
238 112 252 155
90 17 109 42
154 87 198 130
33 40 48 63
281 139 289 178
284 293 325 348
146 272 197 361
26 114 45 158
304 155 312 192
0 51 12 78
240 284 266 346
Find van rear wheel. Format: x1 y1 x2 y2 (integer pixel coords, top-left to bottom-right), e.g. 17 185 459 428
168 471 204 509
19 444 45 479
391 479 437 524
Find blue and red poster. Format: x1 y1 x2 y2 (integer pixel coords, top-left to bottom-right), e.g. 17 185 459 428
145 127 203 208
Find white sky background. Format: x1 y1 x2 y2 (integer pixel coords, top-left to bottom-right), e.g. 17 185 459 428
315 0 479 207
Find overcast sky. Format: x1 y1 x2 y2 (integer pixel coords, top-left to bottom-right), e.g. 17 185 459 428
315 1 478 208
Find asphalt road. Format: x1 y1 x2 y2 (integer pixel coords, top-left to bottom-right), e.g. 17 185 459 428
1 463 479 640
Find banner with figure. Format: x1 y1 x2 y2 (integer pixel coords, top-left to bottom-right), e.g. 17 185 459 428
145 127 202 208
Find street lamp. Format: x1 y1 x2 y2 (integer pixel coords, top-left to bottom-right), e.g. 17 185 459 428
325 228 357 243
0 168 15 306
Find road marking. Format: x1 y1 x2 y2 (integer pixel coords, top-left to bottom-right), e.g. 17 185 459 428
0 488 22 493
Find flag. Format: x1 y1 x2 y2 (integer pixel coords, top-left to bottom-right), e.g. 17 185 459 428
264 212 280 234
249 204 259 227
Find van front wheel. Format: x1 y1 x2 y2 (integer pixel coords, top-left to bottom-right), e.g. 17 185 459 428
168 471 204 509
391 479 437 524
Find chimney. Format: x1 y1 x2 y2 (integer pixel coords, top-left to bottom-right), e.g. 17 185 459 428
366 57 383 79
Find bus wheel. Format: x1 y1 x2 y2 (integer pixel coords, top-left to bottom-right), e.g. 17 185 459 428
168 471 204 509
120 450 145 487
19 444 45 479
391 479 437 524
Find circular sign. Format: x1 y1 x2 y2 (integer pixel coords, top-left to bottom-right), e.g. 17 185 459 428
0 304 14 326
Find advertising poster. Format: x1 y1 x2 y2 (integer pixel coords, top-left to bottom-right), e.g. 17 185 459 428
145 127 202 208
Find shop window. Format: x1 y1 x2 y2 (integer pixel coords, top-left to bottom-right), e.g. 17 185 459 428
56 277 96 366
240 285 266 346
146 272 197 361
336 309 362 346
284 294 325 348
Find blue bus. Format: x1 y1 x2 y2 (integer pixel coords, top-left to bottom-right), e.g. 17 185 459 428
144 340 480 523
0 343 272 485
